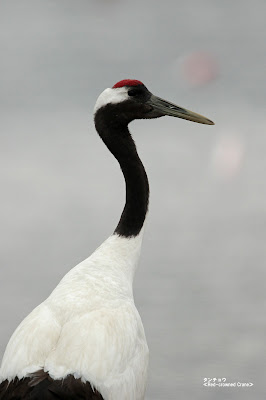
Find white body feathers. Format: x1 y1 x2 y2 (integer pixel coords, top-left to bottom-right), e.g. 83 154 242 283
0 231 149 400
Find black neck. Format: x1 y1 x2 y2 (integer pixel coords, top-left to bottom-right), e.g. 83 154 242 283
94 106 149 238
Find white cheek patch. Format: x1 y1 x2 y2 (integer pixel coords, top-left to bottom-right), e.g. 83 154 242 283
94 87 129 114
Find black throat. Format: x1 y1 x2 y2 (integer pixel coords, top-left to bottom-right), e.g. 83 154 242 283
94 104 149 238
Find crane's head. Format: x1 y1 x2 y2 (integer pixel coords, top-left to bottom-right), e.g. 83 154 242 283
94 79 214 126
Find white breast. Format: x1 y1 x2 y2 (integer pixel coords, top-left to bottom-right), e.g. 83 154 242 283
0 231 149 400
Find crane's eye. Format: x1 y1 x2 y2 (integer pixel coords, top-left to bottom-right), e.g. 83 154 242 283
128 88 141 97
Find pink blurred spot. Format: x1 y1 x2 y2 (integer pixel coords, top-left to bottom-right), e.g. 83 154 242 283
211 135 245 179
181 51 218 87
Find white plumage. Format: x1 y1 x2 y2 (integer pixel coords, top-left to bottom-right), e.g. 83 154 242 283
0 232 148 399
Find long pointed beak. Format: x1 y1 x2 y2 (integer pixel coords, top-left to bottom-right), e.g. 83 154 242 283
148 94 214 125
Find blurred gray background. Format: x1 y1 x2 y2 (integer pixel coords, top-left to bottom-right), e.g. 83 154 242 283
1 1 266 399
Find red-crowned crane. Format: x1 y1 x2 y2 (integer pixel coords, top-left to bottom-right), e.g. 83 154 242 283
0 79 214 399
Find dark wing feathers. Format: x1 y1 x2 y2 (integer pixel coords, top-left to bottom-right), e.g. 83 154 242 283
0 371 104 400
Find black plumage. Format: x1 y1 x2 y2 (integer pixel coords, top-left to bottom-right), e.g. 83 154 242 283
0 370 104 399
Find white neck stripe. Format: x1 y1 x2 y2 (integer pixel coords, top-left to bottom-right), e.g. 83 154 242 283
94 87 129 114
